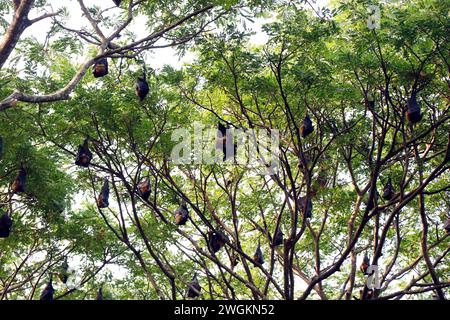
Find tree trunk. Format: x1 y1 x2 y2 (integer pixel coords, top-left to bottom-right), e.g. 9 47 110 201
0 0 35 70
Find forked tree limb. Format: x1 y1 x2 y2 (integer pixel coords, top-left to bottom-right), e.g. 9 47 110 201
0 0 35 69
0 0 60 69
0 4 215 112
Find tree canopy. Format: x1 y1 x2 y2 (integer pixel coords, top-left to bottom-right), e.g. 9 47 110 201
0 0 449 300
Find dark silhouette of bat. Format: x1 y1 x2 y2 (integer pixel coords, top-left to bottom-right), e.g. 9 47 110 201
137 177 151 202
75 138 93 167
382 178 395 201
360 254 370 275
365 190 378 211
300 114 314 138
367 98 375 110
59 258 69 284
444 218 450 234
253 241 264 265
96 287 103 300
208 230 227 254
93 58 108 78
298 196 312 218
40 277 55 300
230 253 240 267
174 201 189 225
186 274 201 298
11 163 26 193
0 212 13 238
216 123 236 161
359 287 374 300
269 228 283 247
406 93 422 124
97 179 110 208
136 76 149 101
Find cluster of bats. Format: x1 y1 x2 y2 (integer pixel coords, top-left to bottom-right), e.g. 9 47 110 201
37 269 105 301
92 58 149 101
0 50 440 300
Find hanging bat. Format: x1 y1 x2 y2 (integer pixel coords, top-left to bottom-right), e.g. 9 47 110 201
75 138 93 167
137 177 151 202
216 123 227 161
359 287 374 300
444 218 450 234
216 123 236 161
11 163 26 193
174 201 189 225
112 0 121 6
186 274 201 298
135 77 149 101
0 212 13 238
382 178 395 201
365 190 378 211
92 58 109 78
96 287 103 300
406 93 422 124
40 277 55 300
298 196 312 218
300 114 314 138
298 155 308 171
360 254 370 275
317 170 328 188
97 179 110 208
230 253 240 267
253 241 264 265
208 230 227 254
270 228 283 247
59 258 69 284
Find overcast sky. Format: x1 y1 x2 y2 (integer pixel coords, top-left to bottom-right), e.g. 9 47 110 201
17 0 330 70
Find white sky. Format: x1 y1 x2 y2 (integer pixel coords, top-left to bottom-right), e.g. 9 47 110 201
17 0 329 70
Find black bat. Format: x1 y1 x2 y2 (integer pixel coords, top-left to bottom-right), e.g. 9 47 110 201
253 241 264 265
0 212 13 238
298 196 313 218
208 230 227 253
406 93 422 124
137 177 151 202
40 277 55 300
135 77 149 101
186 274 201 298
360 254 370 275
93 58 108 78
382 178 395 201
444 218 450 234
216 123 236 161
11 163 26 193
96 287 103 300
59 258 69 284
75 138 93 167
174 201 189 225
270 228 284 247
300 114 314 138
97 179 110 208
